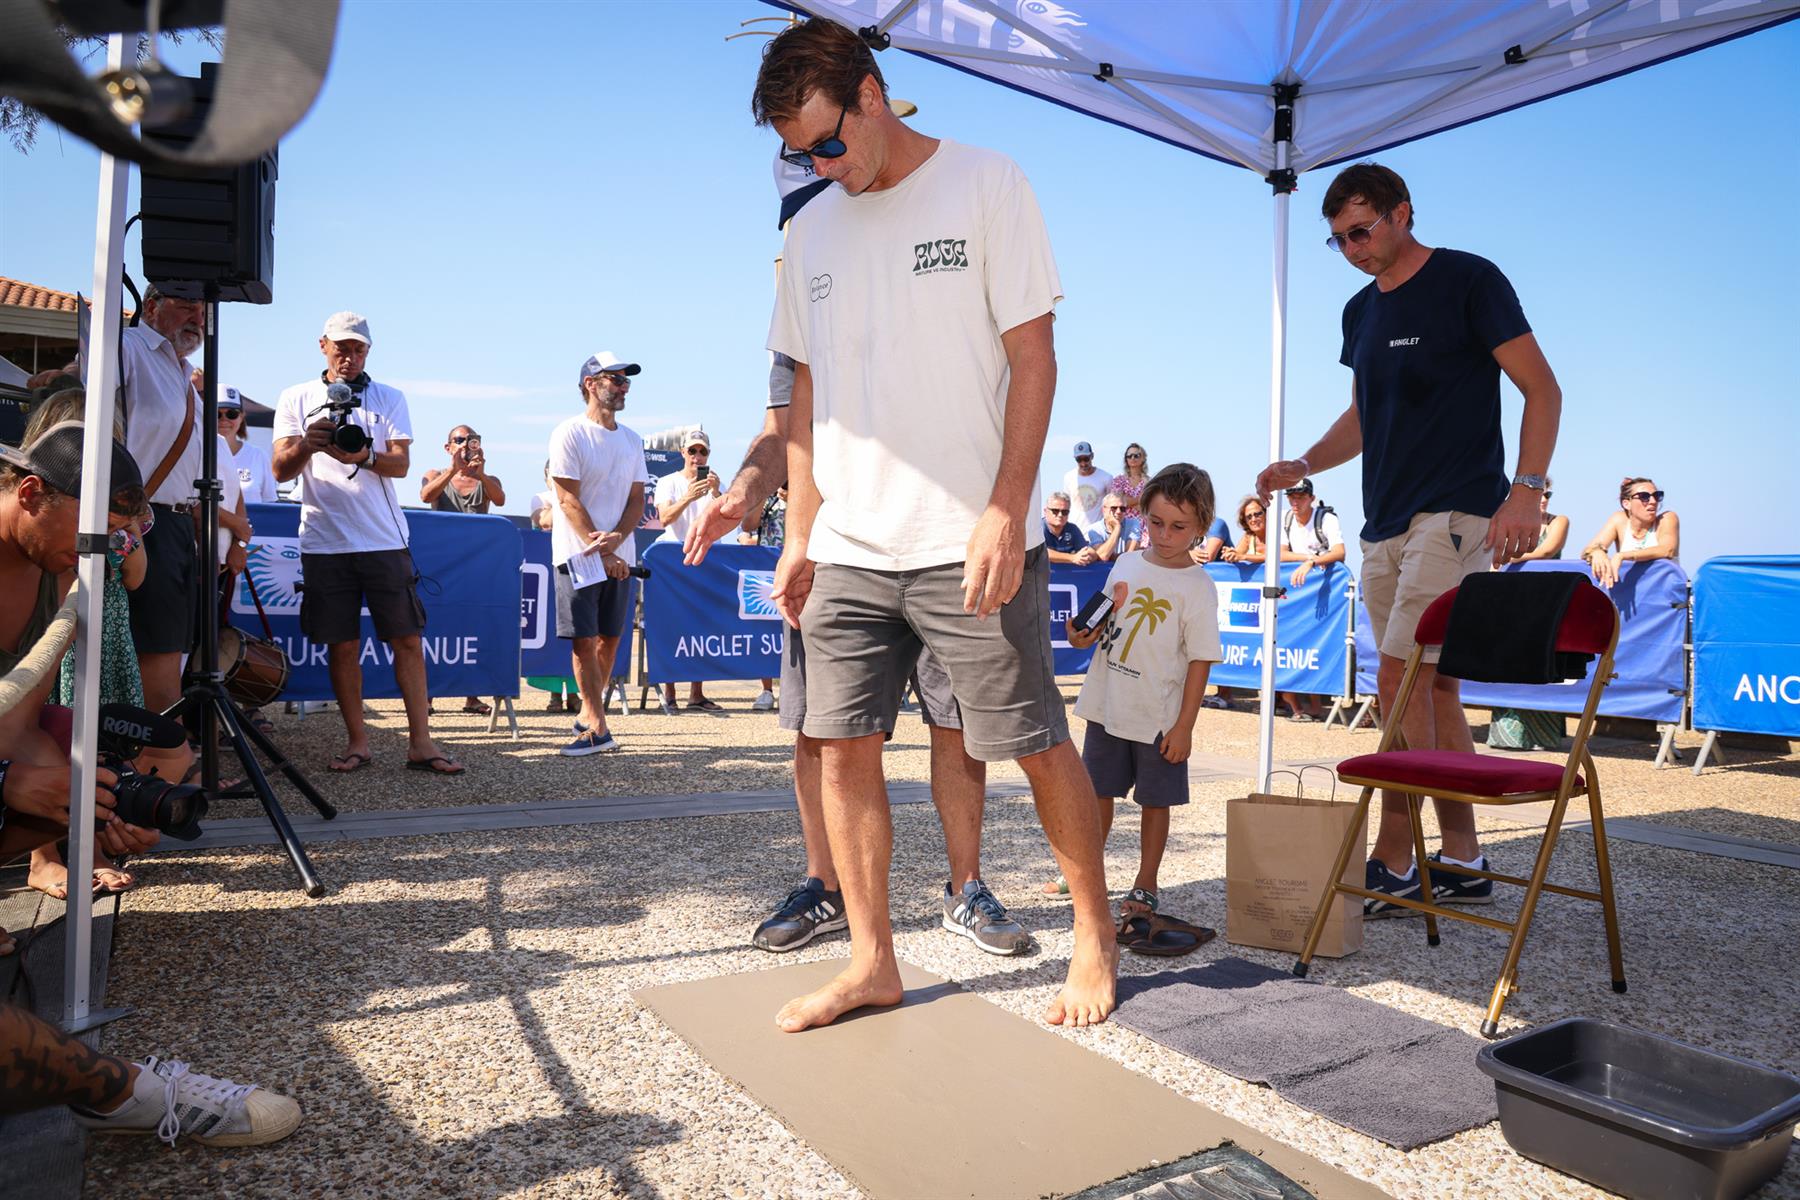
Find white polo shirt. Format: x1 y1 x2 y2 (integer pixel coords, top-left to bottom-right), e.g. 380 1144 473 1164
272 378 414 554
119 325 204 505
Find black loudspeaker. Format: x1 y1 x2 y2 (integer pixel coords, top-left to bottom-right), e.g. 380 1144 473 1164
139 62 277 305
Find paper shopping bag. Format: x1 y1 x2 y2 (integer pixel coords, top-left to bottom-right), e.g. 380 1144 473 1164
1226 789 1365 957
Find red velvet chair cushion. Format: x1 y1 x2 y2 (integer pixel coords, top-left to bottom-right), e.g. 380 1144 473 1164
1338 750 1583 797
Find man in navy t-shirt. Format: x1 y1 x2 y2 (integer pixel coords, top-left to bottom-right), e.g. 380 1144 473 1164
1257 162 1563 917
1042 492 1097 565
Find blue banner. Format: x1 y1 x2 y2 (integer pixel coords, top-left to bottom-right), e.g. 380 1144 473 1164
642 541 786 682
1048 561 1351 694
517 527 635 682
233 504 521 700
1353 559 1686 722
1693 556 1800 737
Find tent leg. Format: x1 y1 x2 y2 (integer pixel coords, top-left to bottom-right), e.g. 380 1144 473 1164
1653 723 1681 768
1257 111 1296 793
1691 729 1723 775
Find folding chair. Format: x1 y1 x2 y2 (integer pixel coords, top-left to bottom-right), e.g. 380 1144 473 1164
1291 574 1626 1037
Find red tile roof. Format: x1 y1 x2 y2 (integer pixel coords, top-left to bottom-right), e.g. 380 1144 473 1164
0 277 83 314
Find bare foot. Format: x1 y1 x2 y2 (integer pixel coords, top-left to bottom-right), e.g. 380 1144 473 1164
27 857 70 901
775 963 904 1033
1044 938 1119 1028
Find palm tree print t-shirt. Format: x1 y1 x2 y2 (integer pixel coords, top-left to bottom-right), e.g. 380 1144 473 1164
1073 551 1223 746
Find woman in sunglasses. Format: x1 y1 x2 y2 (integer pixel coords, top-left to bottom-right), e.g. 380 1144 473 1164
1220 495 1268 565
1106 442 1152 531
1580 476 1680 589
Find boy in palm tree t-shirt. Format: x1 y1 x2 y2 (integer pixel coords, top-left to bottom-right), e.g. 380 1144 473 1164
1067 464 1224 922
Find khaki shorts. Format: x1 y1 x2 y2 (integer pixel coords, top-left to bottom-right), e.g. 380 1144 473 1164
797 547 1068 762
1360 511 1491 664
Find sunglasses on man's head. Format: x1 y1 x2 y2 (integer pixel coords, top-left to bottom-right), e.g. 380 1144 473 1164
1284 488 1310 497
1627 490 1665 503
780 105 850 168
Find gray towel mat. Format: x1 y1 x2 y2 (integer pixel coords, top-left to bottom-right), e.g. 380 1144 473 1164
1113 957 1497 1149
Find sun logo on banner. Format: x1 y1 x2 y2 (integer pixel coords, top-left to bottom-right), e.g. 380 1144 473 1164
738 570 781 621
235 540 304 615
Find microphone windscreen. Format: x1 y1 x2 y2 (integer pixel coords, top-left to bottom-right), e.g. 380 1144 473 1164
98 703 189 749
326 382 353 404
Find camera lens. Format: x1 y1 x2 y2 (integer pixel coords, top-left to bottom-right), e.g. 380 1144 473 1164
332 423 369 455
110 773 209 841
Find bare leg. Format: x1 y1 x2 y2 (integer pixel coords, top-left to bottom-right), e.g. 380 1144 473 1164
1372 652 1441 872
0 1004 137 1115
776 733 905 1032
569 634 620 737
1135 807 1171 896
390 636 453 764
1018 741 1117 1027
793 732 836 888
136 651 183 715
929 725 986 889
326 640 371 762
1429 673 1481 862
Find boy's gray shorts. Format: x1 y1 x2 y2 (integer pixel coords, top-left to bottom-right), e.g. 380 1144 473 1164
796 547 1069 762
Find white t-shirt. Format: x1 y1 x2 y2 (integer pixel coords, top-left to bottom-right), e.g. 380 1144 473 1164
231 440 277 503
1063 465 1113 532
118 325 204 506
768 139 1062 571
1073 552 1223 746
272 378 414 555
529 489 555 526
215 434 243 563
654 470 713 547
546 415 648 568
1283 507 1344 557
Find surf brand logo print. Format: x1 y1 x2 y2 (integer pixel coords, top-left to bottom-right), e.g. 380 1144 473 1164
914 239 969 274
809 274 832 302
234 540 304 615
738 570 781 621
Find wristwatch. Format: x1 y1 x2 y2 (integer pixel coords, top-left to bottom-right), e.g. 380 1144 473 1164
365 445 378 467
1512 473 1549 491
233 538 250 549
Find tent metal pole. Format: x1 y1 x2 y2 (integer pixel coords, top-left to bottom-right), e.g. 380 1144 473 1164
1259 85 1299 794
63 33 134 1034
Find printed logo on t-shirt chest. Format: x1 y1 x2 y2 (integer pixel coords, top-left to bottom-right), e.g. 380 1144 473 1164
913 238 969 275
1388 336 1420 347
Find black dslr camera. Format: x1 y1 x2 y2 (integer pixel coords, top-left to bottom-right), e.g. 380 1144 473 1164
310 381 369 455
97 704 209 841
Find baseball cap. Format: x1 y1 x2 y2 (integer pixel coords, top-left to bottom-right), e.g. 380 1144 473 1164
1286 477 1315 495
1073 441 1094 458
579 351 642 384
219 386 243 411
684 429 711 450
0 420 146 511
323 312 372 346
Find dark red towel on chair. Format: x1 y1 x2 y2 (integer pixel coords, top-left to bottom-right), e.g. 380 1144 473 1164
1437 571 1591 684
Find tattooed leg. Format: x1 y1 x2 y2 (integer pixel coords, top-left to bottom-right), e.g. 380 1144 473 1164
0 1004 137 1115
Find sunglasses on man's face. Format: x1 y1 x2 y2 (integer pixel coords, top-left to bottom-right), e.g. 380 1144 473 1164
1627 490 1665 503
1325 212 1388 253
1046 507 1070 516
452 434 481 445
686 447 709 457
780 105 850 168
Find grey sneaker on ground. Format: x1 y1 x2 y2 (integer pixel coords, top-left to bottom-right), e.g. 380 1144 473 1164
752 877 847 952
71 1056 302 1147
942 879 1031 956
752 689 776 711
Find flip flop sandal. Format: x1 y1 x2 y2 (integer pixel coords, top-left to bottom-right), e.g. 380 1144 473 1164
1118 887 1159 921
686 699 725 712
328 752 373 773
250 714 276 734
1039 875 1071 898
462 700 493 716
405 756 466 776
1119 913 1217 957
92 867 138 897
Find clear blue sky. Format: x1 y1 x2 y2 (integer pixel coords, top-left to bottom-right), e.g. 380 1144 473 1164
4 3 1796 570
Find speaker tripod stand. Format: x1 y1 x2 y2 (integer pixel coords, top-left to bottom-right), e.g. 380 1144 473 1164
177 286 334 896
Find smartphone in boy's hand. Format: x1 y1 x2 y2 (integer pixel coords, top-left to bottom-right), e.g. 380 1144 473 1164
1072 589 1114 635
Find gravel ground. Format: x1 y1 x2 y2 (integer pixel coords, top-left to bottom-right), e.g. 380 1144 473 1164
86 683 1800 1199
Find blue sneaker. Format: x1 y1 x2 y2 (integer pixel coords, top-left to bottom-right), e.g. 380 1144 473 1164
1426 852 1494 905
560 729 618 757
1363 859 1422 918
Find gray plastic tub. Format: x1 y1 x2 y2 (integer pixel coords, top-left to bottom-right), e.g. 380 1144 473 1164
1478 1017 1800 1200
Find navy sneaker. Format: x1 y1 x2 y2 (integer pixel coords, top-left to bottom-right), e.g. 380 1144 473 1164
1426 852 1494 905
1363 859 1422 918
559 729 618 757
941 880 1031 956
753 878 847 952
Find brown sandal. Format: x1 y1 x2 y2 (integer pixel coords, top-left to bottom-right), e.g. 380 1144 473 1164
1117 913 1216 957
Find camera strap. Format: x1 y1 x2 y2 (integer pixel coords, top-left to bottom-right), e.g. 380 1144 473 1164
143 380 197 501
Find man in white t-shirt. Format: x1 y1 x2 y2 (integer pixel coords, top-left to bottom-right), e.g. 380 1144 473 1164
1063 441 1112 533
754 17 1115 1033
1278 477 1346 587
547 351 648 755
653 429 725 713
273 312 462 777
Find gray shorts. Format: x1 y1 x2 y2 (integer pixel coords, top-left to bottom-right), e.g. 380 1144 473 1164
797 547 1068 762
777 626 960 735
1081 721 1189 808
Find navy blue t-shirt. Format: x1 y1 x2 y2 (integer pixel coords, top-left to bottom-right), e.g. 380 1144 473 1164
1340 248 1530 542
1044 522 1087 553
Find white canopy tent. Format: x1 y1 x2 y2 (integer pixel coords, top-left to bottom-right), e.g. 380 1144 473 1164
769 0 1800 788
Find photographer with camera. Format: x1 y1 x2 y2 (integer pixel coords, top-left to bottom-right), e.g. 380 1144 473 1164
271 313 463 777
0 421 173 936
655 430 724 713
